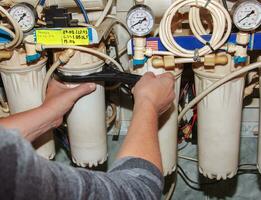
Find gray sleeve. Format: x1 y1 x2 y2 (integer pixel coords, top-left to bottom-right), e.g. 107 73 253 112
0 127 164 200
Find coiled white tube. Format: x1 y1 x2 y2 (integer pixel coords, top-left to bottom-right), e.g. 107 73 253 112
159 0 232 58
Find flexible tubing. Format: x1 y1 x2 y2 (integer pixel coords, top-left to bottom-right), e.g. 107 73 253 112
40 45 123 100
0 25 15 38
95 0 113 27
106 15 131 36
39 0 45 6
41 45 123 71
178 62 261 122
42 59 61 101
0 6 23 49
159 0 231 58
74 0 90 23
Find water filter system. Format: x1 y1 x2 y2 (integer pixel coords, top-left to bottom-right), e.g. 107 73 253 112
0 0 261 198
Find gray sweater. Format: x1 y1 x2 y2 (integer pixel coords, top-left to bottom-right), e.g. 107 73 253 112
0 127 163 200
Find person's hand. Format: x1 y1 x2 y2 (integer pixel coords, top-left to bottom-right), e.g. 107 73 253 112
132 72 175 115
41 79 96 127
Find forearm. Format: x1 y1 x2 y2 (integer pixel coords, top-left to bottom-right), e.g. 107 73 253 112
0 106 58 141
117 100 163 173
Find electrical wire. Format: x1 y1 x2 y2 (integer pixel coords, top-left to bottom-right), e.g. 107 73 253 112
159 0 232 58
176 164 259 194
178 61 261 122
221 0 229 11
95 0 113 27
38 0 45 6
74 0 90 24
178 155 198 162
38 0 89 23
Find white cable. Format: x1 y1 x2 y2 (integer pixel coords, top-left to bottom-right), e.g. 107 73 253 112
95 0 113 27
39 45 123 100
42 59 61 101
106 14 131 36
178 155 198 162
159 0 231 58
0 6 23 49
40 45 123 71
178 61 261 122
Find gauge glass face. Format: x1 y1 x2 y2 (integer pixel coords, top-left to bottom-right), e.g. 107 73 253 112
9 4 35 32
233 0 261 31
127 5 154 36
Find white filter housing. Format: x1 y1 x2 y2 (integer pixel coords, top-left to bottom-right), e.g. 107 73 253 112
134 62 182 176
194 64 245 180
159 69 182 175
67 83 106 167
58 49 107 167
0 51 55 159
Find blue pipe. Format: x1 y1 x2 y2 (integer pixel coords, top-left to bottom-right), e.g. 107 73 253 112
39 0 46 6
74 0 90 24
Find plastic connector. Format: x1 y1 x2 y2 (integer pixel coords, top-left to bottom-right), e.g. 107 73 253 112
26 53 41 63
0 50 13 61
234 32 250 64
204 54 228 67
133 57 148 66
151 55 175 69
58 49 75 64
24 35 41 63
133 37 146 62
234 56 247 64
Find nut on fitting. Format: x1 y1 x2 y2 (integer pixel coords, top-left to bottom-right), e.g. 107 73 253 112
151 56 164 68
0 50 13 61
151 55 175 69
204 54 228 67
236 32 250 46
58 49 75 64
24 35 41 63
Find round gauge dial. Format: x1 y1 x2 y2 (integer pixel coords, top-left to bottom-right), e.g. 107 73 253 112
9 3 37 33
232 0 261 31
126 5 155 36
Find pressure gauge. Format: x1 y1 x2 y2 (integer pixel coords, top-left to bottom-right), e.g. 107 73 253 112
126 5 155 36
232 0 261 31
9 3 37 33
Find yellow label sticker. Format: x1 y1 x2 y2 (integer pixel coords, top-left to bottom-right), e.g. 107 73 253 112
34 28 90 45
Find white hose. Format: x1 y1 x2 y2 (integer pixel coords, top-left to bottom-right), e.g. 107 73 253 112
95 0 113 27
106 15 131 36
42 59 61 101
0 6 23 49
159 0 231 58
40 45 123 71
39 45 123 100
178 61 261 122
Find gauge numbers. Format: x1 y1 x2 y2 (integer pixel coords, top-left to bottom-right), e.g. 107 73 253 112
9 3 37 32
232 0 261 31
127 5 154 36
